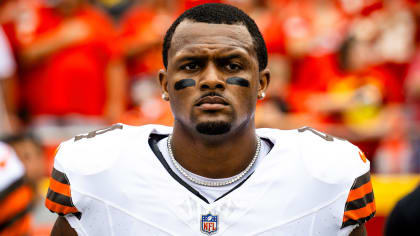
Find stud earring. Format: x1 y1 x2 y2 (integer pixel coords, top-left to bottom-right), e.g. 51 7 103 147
162 93 169 101
258 92 266 99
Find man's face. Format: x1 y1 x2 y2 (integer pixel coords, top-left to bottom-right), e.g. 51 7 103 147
11 140 44 184
159 20 269 135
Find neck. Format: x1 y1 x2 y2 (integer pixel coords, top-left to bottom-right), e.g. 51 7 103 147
170 121 258 179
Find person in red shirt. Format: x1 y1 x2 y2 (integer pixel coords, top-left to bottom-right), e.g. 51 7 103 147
0 0 21 135
116 0 176 126
14 0 127 125
118 0 176 79
118 0 222 79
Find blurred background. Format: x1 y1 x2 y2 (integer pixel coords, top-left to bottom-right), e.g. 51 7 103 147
0 0 419 235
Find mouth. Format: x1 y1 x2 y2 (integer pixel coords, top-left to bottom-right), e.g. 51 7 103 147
195 94 229 110
195 96 228 106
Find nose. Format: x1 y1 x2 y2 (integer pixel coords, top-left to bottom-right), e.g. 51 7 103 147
199 63 225 91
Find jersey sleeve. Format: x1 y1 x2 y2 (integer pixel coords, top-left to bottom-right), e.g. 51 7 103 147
45 145 81 219
296 127 375 230
0 142 33 235
44 124 164 222
44 124 129 219
0 27 16 79
341 169 376 228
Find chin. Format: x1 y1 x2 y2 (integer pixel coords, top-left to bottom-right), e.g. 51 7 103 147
195 121 231 135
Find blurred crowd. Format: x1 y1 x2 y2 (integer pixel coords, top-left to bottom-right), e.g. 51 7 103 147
1 0 420 234
1 0 420 175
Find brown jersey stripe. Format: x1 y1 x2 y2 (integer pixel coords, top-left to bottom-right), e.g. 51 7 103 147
351 172 371 190
0 177 24 201
342 211 375 228
48 177 71 197
0 185 33 223
343 201 376 223
345 191 374 211
51 168 70 185
347 181 373 202
45 198 79 215
46 189 74 207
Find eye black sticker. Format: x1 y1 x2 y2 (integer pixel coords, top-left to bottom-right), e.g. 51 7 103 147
226 77 250 87
174 79 196 90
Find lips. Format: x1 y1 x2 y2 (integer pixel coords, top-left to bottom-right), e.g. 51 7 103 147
195 96 229 106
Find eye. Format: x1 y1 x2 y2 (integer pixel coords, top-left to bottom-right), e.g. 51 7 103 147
226 63 242 72
181 63 200 71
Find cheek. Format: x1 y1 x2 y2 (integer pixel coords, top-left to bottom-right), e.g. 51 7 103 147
168 89 196 115
231 88 257 113
235 79 259 99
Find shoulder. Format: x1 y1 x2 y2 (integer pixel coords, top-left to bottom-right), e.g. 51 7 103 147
259 127 370 184
297 127 369 184
46 124 171 217
386 184 420 232
0 142 24 192
54 124 171 175
260 128 375 230
79 5 115 34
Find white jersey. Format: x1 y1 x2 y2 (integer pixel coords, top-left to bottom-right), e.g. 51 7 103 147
0 142 24 192
46 124 375 236
0 27 15 79
0 26 16 136
0 141 34 235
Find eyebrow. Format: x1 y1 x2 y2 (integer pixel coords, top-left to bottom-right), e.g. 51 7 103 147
174 56 206 62
172 55 206 68
219 53 245 60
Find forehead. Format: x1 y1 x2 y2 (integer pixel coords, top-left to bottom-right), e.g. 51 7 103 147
169 20 255 61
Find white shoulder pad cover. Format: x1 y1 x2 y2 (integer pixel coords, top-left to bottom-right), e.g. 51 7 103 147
296 127 370 185
54 124 155 176
0 142 24 191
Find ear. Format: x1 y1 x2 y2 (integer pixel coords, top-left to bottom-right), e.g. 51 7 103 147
257 68 270 99
158 69 169 100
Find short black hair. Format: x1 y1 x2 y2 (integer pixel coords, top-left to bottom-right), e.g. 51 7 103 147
162 3 267 71
1 132 42 150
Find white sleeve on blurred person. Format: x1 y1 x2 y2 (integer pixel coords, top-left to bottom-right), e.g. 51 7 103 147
0 26 15 79
0 26 16 135
0 141 24 192
0 141 34 236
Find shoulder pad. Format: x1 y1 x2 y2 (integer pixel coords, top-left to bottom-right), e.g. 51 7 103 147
55 124 146 175
296 127 370 184
54 124 172 175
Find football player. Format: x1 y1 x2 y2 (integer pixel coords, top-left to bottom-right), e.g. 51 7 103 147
0 141 34 235
47 3 374 235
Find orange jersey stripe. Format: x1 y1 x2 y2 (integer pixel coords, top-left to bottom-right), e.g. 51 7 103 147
343 201 376 222
347 181 373 202
0 148 11 168
0 214 31 236
0 185 33 222
45 198 78 215
0 159 6 168
359 151 367 163
48 177 71 197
